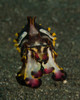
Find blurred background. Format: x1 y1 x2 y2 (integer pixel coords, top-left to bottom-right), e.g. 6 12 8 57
0 0 80 100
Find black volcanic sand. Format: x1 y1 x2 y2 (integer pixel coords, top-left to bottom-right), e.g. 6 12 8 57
0 0 80 100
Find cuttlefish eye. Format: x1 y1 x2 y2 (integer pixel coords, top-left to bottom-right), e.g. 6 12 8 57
52 70 67 81
25 78 42 88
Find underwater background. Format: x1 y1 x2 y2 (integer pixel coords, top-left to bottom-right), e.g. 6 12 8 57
0 0 80 100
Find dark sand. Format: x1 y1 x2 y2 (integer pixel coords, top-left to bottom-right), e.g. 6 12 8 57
0 0 80 100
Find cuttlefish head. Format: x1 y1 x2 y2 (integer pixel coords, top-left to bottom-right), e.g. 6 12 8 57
27 16 39 36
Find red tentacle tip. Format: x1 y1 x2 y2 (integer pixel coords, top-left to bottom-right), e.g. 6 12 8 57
31 70 43 78
44 67 54 74
52 70 67 81
25 78 42 88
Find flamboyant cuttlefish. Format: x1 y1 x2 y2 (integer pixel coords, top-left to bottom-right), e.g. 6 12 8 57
13 16 67 88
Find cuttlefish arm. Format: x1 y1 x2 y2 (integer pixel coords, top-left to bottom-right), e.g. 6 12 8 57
16 50 42 88
42 48 67 81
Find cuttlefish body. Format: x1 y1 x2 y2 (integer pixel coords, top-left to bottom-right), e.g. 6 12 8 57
14 17 67 88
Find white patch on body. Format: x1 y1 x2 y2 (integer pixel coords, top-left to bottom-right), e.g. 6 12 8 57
40 29 54 40
42 48 60 72
18 31 27 45
25 50 41 79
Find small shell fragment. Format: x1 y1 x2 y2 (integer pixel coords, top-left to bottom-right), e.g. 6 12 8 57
63 80 67 84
